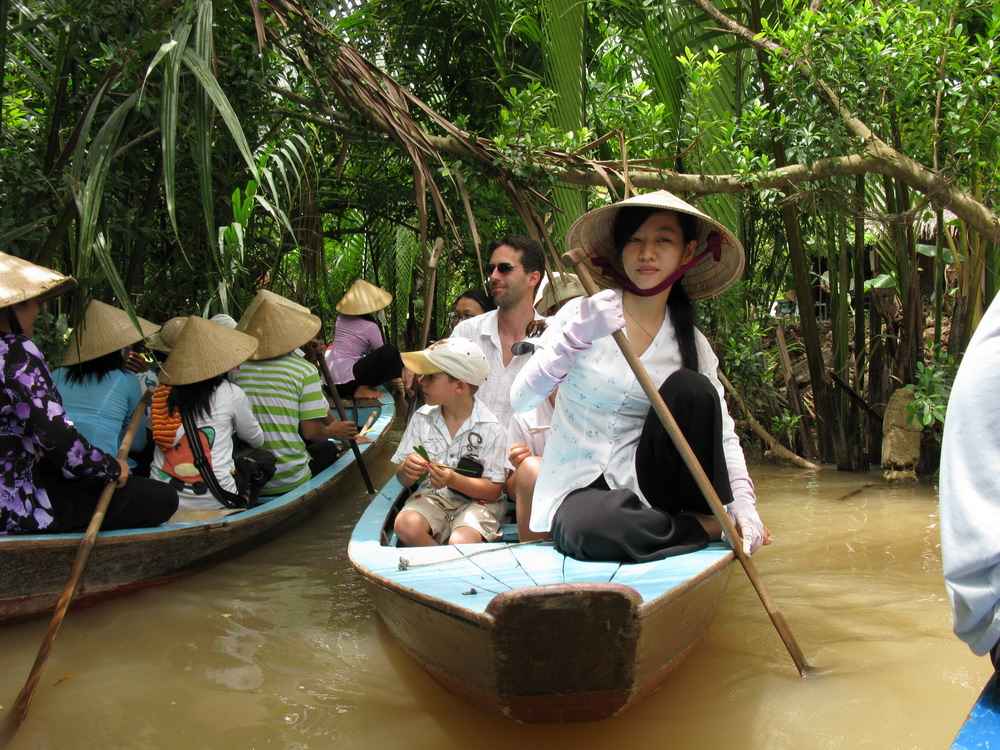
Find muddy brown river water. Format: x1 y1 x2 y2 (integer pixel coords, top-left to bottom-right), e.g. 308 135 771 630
0 442 989 749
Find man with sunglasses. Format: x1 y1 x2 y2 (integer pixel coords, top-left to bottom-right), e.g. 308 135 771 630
451 235 546 428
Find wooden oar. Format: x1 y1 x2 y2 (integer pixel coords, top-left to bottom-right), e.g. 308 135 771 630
565 249 811 677
9 390 152 730
317 354 376 494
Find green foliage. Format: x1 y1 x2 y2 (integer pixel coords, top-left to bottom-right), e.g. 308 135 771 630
771 409 802 449
31 310 70 365
907 349 957 429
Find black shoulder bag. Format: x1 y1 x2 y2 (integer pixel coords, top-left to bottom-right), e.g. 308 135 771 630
179 410 275 509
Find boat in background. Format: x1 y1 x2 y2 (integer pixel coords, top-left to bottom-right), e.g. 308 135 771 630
349 476 735 722
952 672 1000 750
0 391 395 623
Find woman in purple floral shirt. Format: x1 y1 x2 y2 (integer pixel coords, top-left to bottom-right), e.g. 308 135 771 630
0 252 177 534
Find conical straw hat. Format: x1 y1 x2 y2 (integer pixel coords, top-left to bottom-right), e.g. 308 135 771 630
237 289 321 360
566 190 745 300
146 316 188 353
336 279 393 316
158 316 259 385
62 299 160 366
535 271 585 314
0 251 76 308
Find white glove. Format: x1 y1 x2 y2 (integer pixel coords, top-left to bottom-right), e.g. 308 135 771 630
512 291 625 401
724 497 766 555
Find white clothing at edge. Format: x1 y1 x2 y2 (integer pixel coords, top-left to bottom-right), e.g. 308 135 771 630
510 290 756 533
504 398 554 471
152 380 265 511
451 308 544 428
940 292 1000 656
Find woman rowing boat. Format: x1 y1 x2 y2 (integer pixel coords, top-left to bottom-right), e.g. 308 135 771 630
510 191 769 562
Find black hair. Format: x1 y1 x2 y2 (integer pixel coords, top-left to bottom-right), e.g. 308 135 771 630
5 307 23 335
64 349 126 384
454 288 495 314
612 206 700 371
167 374 227 421
486 235 546 282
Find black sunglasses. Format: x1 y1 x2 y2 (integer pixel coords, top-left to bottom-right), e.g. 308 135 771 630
486 262 519 275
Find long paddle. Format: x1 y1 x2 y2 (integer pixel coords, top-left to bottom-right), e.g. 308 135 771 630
565 249 811 677
317 354 376 494
9 390 152 730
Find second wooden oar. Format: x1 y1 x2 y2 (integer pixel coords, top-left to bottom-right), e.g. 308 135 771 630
565 248 811 677
9 390 152 731
317 354 376 494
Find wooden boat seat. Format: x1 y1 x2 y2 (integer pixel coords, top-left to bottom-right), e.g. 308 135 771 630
168 508 243 524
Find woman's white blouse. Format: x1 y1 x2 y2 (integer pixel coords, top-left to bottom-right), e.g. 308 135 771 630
510 291 756 532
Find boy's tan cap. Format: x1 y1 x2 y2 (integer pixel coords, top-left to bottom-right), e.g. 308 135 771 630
401 338 489 387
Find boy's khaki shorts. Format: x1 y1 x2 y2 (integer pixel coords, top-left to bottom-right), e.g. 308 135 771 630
401 490 504 543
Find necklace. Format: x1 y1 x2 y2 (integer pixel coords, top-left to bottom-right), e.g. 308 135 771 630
622 306 662 343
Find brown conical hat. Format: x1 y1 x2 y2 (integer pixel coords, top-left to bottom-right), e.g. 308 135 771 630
61 299 160 366
565 190 745 300
336 279 393 316
158 316 259 385
0 251 76 308
237 289 320 360
146 316 188 353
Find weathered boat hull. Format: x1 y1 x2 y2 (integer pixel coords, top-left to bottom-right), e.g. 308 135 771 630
349 476 734 722
0 392 395 623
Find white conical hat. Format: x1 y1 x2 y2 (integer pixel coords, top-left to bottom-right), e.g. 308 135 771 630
0 251 76 308
336 279 393 316
158 316 259 385
237 289 321 360
62 299 160 366
565 190 745 300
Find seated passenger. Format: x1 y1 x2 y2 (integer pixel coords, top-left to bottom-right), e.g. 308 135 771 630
234 290 358 495
449 288 495 331
510 191 769 563
53 299 159 462
392 339 506 546
328 279 402 400
151 316 266 511
0 253 177 534
506 275 584 542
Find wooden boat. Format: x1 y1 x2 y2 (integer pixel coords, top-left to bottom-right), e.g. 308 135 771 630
952 672 1000 749
0 391 395 623
349 477 735 722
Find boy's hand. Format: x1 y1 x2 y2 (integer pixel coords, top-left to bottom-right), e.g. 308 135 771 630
427 463 454 490
508 442 532 469
400 453 429 485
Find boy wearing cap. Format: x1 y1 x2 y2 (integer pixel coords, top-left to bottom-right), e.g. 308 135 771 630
391 339 508 546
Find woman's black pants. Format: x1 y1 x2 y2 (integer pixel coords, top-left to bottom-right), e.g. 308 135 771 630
336 344 403 397
36 467 179 533
551 369 734 563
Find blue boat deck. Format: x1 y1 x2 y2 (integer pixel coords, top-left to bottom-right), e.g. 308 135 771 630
349 475 734 615
953 672 1000 750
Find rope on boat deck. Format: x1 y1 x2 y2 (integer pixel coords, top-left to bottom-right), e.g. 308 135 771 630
397 540 547 571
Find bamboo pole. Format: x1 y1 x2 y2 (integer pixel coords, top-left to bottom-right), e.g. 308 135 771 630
419 237 445 349
565 249 811 677
9 391 152 731
317 354 375 494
